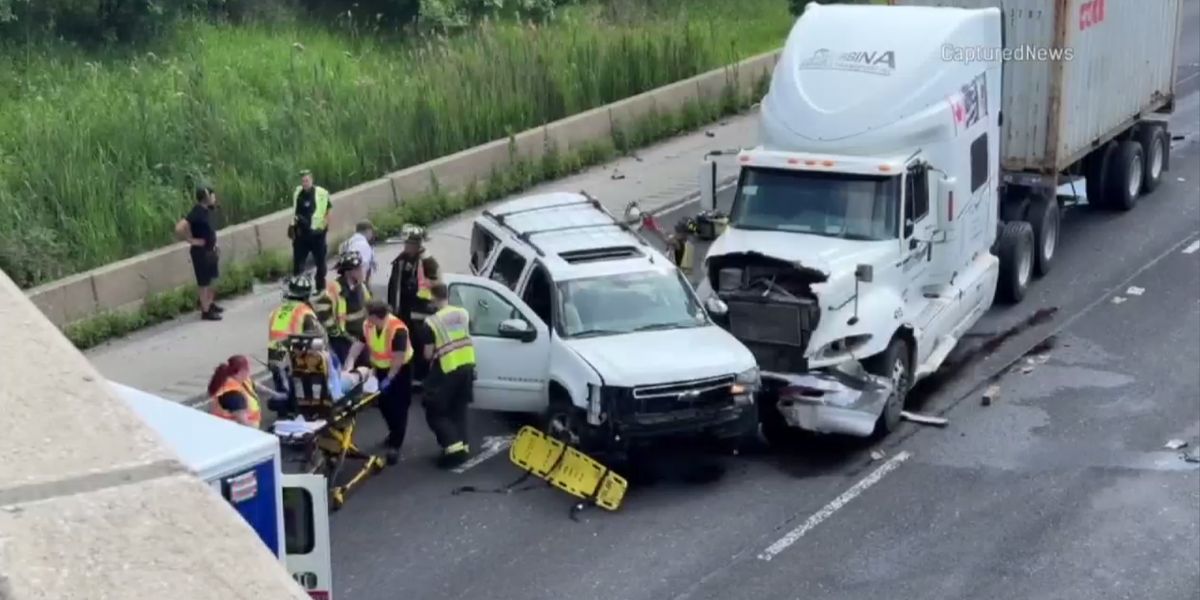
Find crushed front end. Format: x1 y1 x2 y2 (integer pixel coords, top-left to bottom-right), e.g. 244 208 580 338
705 252 892 437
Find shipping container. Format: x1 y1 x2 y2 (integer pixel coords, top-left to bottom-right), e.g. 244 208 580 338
890 0 1181 177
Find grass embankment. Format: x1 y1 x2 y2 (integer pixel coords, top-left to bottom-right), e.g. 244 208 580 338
0 0 792 289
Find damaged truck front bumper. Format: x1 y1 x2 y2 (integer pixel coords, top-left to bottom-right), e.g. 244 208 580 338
765 363 894 438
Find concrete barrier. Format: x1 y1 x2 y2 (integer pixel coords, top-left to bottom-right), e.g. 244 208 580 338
26 49 782 327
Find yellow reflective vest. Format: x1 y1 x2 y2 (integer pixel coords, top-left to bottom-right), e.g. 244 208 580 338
426 305 476 373
293 185 331 232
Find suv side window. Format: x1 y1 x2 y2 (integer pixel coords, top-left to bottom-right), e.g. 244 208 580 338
490 247 527 291
521 263 554 328
448 283 522 337
470 224 499 274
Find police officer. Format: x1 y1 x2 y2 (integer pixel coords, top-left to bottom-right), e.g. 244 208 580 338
344 299 412 465
267 275 325 398
421 282 476 469
386 225 439 386
290 169 333 290
314 252 371 365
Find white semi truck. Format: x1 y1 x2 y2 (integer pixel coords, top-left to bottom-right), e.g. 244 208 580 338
694 1 1180 442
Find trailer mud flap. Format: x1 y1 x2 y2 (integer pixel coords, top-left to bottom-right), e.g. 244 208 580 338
509 426 628 511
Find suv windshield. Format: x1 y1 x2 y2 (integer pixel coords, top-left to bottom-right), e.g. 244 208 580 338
730 167 900 240
557 270 709 338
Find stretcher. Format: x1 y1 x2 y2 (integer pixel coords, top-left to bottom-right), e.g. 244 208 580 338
270 335 386 511
507 425 628 512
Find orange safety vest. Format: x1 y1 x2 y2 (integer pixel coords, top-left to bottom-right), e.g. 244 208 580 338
210 378 262 429
364 315 414 369
268 301 316 348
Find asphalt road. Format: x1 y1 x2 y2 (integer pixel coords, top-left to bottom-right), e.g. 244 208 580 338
324 8 1200 598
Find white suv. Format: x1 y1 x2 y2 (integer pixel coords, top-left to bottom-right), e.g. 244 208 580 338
441 191 760 451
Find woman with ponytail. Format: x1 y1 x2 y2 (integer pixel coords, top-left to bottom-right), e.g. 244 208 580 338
208 355 271 429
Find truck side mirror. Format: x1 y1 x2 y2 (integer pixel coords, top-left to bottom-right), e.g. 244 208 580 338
855 264 873 283
937 176 957 228
697 160 717 213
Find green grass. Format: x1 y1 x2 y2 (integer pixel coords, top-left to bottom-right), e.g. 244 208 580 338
62 70 770 350
0 0 792 289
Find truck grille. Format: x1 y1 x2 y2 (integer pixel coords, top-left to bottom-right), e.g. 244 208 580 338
603 374 737 416
726 300 812 347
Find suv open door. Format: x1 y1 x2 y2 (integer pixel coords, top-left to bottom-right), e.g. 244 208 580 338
282 474 333 599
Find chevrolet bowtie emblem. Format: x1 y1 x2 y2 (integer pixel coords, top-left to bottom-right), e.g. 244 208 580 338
677 390 701 402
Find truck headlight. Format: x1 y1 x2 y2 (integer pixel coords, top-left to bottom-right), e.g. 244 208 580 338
730 367 760 400
815 335 872 360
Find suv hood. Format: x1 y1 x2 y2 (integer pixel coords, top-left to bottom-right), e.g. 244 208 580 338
566 325 756 388
706 227 897 278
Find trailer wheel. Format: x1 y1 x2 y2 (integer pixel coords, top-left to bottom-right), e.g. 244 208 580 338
1085 141 1117 209
995 221 1034 304
1026 194 1059 277
1137 126 1167 194
865 337 911 437
1102 141 1144 212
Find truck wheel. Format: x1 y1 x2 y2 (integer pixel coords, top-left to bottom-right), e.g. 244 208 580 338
1102 141 1144 212
864 337 911 437
1137 126 1167 194
995 221 1034 304
1026 194 1059 277
545 389 586 449
757 393 796 449
1085 141 1116 209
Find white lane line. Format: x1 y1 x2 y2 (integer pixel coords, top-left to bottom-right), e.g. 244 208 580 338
453 435 514 474
1182 240 1200 255
757 451 912 562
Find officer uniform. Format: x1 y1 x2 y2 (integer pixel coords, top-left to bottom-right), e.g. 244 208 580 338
211 377 262 429
291 177 332 290
365 313 414 453
387 227 439 385
423 304 476 464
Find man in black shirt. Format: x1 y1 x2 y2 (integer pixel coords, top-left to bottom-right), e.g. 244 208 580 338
344 300 413 465
291 170 334 290
387 227 440 385
177 186 223 321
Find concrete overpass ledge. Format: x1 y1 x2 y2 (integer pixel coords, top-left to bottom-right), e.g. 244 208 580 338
0 269 308 600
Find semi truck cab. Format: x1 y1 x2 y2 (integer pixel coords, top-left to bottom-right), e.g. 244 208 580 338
695 3 1020 440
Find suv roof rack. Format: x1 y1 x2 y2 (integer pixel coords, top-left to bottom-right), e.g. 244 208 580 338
558 245 643 264
481 191 654 258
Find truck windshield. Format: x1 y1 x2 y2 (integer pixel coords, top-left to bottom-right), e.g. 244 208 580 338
730 167 900 240
556 270 709 339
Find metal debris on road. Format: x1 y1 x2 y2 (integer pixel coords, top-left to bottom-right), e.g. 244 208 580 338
704 130 716 137
982 383 1001 406
870 450 885 461
901 411 949 427
610 170 626 180
1165 439 1188 450
1183 452 1200 464
1111 296 1127 304
1125 286 1145 296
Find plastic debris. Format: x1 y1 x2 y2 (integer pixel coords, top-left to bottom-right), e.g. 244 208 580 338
1177 177 1187 182
1165 439 1188 450
1126 286 1145 296
982 384 1001 406
610 170 626 180
1183 452 1200 464
901 411 948 427
704 130 716 137
870 450 885 461
1111 296 1127 304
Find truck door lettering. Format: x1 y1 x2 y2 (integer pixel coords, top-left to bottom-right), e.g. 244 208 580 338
1080 0 1105 30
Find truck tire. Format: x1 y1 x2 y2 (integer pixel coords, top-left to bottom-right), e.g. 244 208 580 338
864 337 911 437
1026 194 1059 277
1137 125 1168 194
1085 141 1116 209
995 221 1034 304
757 392 797 449
1102 141 1144 212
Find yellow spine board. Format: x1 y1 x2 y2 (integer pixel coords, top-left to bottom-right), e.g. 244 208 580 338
508 426 628 511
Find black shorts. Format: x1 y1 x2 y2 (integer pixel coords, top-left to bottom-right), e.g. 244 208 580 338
190 247 219 287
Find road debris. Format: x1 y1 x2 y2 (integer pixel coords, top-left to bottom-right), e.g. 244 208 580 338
870 450 886 461
610 170 626 180
1183 240 1200 255
981 383 1001 406
1177 177 1187 182
901 411 948 427
1183 452 1200 464
1111 296 1127 304
1125 286 1145 296
704 130 716 137
1165 439 1188 450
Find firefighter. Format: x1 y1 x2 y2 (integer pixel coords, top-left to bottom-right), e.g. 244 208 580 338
289 170 333 290
344 299 413 465
421 282 476 469
313 251 371 365
386 225 439 387
267 275 325 399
